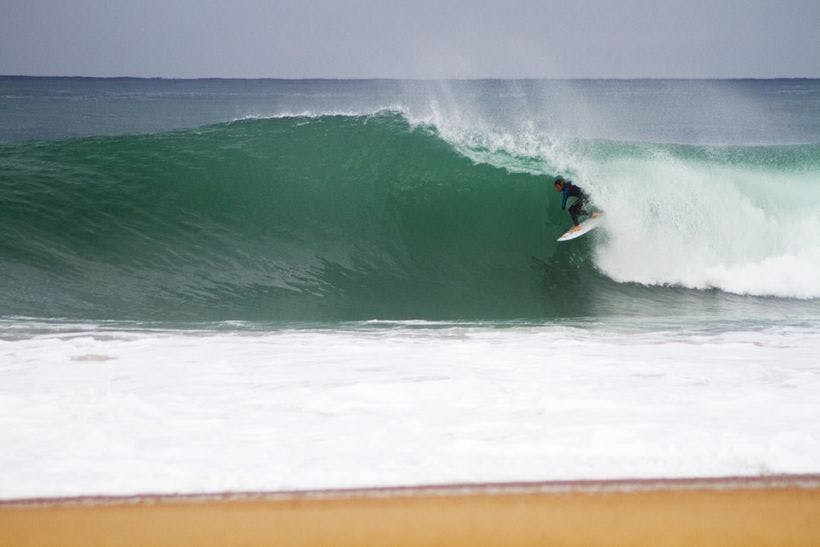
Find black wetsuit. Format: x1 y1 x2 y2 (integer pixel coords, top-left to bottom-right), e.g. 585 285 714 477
560 181 590 226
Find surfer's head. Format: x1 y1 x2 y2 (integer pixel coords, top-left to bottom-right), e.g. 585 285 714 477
553 176 565 191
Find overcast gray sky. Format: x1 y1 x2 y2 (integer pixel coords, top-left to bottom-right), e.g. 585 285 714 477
1 0 818 78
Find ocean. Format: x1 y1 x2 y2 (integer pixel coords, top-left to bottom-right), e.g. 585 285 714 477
1 77 819 498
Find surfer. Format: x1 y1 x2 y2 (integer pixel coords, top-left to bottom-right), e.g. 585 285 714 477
554 176 592 232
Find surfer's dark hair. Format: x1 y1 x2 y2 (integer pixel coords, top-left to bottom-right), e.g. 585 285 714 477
554 176 565 186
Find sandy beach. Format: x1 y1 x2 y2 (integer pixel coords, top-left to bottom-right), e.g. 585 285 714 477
2 475 819 546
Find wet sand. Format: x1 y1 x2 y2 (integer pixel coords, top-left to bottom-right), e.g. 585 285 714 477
2 475 819 546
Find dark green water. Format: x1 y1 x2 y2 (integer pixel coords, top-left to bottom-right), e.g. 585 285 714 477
2 112 817 322
0 114 566 320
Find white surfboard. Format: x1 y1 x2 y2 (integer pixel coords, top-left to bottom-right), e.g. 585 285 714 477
557 214 604 242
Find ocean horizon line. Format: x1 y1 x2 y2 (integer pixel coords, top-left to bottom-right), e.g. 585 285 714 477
2 74 819 82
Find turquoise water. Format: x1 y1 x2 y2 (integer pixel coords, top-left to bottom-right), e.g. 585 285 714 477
1 78 818 323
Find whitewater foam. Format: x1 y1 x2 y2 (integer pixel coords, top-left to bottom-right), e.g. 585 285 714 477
588 149 820 299
230 104 412 124
407 107 820 300
1 321 819 499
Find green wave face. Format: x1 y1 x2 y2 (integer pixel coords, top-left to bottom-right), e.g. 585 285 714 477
1 114 585 321
1 113 818 322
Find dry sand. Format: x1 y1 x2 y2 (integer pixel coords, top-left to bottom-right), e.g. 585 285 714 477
2 475 819 546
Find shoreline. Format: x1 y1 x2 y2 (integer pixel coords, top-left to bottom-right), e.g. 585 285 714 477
3 473 820 507
3 474 819 545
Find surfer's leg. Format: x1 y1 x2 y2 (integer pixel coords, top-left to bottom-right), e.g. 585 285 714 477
569 202 580 225
569 199 587 225
577 197 589 217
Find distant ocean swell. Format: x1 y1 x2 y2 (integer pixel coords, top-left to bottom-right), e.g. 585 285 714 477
0 112 818 322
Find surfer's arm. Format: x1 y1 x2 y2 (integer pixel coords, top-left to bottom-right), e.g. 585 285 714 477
561 187 569 209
